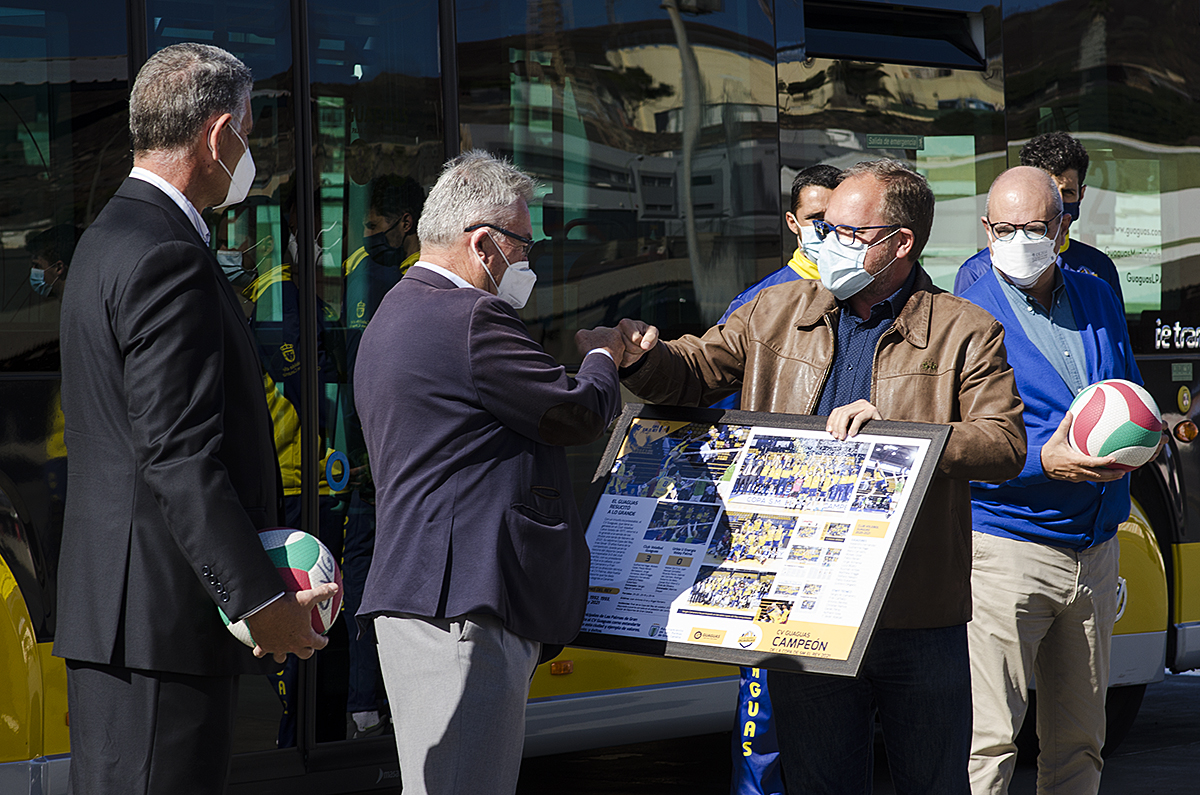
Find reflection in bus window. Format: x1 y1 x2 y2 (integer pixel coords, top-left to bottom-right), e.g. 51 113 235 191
147 0 304 752
306 0 443 743
0 0 129 664
776 54 1006 291
457 0 780 365
0 5 129 372
333 175 425 741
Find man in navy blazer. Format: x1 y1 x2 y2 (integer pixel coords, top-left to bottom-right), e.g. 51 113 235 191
56 44 334 795
354 151 634 794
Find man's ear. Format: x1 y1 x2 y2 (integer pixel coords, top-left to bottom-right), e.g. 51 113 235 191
468 227 491 261
206 112 236 162
895 227 916 260
784 211 802 236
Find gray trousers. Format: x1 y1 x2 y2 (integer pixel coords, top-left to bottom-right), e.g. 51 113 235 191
375 613 540 795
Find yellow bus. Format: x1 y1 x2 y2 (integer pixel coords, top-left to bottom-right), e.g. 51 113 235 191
3 0 1199 791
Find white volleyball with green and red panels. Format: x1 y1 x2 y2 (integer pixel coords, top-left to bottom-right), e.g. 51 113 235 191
1067 379 1163 472
219 527 344 648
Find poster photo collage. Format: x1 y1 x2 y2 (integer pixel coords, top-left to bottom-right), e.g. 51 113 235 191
580 418 930 663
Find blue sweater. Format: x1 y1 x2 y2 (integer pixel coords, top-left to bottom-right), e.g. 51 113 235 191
958 267 1139 549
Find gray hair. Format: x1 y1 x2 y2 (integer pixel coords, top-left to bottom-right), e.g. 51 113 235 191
130 43 253 155
418 151 536 247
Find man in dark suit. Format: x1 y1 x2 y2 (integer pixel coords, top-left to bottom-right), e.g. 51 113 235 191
354 150 635 794
55 43 335 795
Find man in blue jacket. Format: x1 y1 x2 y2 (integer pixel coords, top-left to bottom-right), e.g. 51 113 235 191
957 166 1152 794
955 132 1123 303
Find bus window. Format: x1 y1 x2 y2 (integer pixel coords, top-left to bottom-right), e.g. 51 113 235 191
0 2 129 374
454 0 781 508
773 1 1005 292
304 0 444 746
776 55 1006 292
457 0 780 366
0 0 128 651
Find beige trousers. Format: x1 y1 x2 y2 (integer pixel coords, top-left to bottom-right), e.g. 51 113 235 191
967 530 1118 795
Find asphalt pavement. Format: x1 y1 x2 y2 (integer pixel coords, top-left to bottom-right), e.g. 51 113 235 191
514 671 1200 794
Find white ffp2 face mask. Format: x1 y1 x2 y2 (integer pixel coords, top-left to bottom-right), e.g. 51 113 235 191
990 233 1057 288
817 228 898 301
799 224 824 263
213 126 256 210
479 231 537 309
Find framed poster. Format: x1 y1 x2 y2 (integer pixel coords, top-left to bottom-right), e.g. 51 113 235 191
573 403 949 677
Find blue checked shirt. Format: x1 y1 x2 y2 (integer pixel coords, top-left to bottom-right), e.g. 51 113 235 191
993 266 1088 396
815 267 917 416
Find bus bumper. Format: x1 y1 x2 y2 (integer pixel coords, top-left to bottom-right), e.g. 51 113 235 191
0 754 69 795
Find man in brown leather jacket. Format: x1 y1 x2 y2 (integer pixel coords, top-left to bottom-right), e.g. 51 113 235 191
604 160 1026 794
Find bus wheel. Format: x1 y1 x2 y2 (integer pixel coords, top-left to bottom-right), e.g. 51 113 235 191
1015 683 1147 761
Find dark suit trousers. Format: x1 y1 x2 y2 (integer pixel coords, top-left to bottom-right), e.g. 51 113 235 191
66 660 239 795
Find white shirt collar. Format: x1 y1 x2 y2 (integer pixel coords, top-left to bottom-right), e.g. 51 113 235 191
129 167 210 245
411 260 476 290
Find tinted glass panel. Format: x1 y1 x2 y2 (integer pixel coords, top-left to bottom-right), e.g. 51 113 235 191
0 1 128 371
999 0 1200 549
1002 0 1200 354
306 0 443 746
776 2 1004 291
0 0 128 642
458 0 781 363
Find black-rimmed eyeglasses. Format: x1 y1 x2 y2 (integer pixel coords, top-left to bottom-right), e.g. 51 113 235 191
465 223 534 259
984 210 1064 242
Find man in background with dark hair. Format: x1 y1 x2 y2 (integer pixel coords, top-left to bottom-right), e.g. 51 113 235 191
722 163 842 321
722 162 841 795
955 131 1123 302
26 224 80 300
344 173 426 321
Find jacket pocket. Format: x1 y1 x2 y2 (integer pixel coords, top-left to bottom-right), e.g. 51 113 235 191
508 502 572 569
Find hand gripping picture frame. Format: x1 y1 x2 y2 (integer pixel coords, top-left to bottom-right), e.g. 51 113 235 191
572 403 949 677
